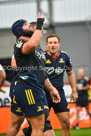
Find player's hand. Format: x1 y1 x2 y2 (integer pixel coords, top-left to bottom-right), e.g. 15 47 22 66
37 12 45 21
77 87 83 91
50 87 61 103
70 91 78 102
0 88 6 93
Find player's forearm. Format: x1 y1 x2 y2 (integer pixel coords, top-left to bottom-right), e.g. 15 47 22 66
22 18 44 54
83 84 90 90
44 78 54 92
22 30 42 54
0 71 6 87
67 70 76 92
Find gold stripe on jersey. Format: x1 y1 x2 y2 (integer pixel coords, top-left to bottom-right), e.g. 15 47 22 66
25 89 35 105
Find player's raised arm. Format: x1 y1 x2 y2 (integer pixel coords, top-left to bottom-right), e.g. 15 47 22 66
22 12 45 54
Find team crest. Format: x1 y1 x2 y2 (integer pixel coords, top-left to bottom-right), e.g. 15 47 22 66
59 58 65 63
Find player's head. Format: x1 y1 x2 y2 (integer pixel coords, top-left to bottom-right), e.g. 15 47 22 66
30 22 37 33
77 69 84 79
46 34 61 56
11 19 35 38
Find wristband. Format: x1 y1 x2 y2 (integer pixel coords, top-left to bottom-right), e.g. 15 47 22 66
36 18 44 30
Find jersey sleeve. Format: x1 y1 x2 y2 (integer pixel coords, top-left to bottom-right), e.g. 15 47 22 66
65 54 72 72
14 40 25 57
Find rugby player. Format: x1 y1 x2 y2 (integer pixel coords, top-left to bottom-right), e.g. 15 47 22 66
7 13 60 136
73 69 90 129
44 34 78 136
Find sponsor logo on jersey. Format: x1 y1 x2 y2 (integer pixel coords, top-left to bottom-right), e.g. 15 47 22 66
35 50 46 61
20 76 29 80
46 67 64 75
45 59 51 64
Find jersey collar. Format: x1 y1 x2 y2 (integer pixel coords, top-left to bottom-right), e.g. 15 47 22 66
46 50 60 61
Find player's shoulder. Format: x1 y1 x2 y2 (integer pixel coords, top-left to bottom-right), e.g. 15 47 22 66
15 40 24 48
61 50 69 58
61 50 68 55
43 51 46 54
44 51 48 57
84 76 89 81
84 76 89 83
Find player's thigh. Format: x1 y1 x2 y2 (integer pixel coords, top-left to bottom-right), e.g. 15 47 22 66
56 112 70 127
10 112 24 127
27 113 45 130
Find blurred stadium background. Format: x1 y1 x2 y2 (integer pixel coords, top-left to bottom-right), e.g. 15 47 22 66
0 0 91 135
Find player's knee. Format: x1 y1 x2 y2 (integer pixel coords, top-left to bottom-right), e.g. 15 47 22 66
62 119 70 130
43 109 52 132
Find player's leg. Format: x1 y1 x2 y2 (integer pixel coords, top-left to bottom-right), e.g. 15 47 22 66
84 96 91 117
27 114 45 136
7 96 25 136
56 112 70 136
7 112 24 136
16 121 32 136
73 106 80 129
43 107 55 136
86 106 91 117
17 114 45 136
14 83 46 136
73 97 82 129
76 106 80 124
16 107 55 136
52 91 70 136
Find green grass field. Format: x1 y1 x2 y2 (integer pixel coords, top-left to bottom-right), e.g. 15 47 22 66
0 128 91 136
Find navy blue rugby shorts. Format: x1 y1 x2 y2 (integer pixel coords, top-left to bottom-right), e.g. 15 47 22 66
47 89 69 113
13 83 46 117
76 95 88 107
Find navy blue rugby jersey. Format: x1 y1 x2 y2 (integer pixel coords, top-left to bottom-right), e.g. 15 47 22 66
14 40 47 87
44 51 72 91
76 78 89 97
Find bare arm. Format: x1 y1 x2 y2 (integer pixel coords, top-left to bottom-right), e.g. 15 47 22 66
67 70 78 101
44 78 61 103
83 84 90 90
22 12 44 54
0 66 6 88
77 84 90 91
11 55 17 69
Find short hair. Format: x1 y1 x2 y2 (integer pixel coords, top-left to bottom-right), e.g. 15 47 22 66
46 34 60 43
